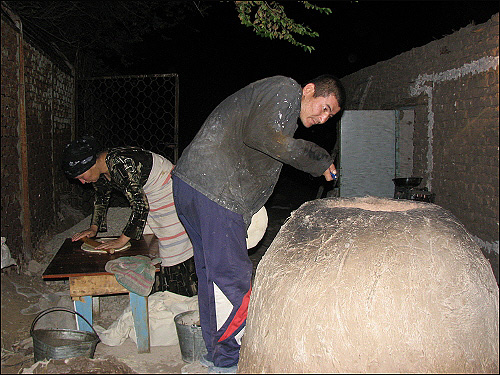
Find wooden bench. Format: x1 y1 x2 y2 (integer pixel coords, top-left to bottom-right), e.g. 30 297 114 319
42 234 160 353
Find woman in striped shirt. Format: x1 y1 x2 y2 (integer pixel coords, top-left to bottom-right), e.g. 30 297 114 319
61 135 196 296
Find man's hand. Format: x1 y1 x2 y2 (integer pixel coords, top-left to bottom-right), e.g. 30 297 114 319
323 163 337 181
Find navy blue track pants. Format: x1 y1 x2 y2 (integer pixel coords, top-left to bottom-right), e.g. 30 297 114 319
172 176 252 367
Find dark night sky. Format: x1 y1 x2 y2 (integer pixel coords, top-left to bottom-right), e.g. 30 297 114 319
115 1 498 150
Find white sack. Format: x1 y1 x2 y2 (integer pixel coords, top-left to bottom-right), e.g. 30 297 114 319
94 291 198 347
246 206 268 249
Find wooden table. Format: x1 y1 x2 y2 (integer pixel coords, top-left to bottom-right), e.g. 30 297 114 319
42 234 160 353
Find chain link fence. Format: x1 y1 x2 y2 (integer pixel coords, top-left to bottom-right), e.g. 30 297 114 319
76 74 179 162
74 73 179 209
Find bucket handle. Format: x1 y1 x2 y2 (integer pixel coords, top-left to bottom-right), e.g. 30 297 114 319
30 307 98 337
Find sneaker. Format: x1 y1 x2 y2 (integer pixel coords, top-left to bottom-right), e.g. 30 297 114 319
199 354 214 368
208 364 238 374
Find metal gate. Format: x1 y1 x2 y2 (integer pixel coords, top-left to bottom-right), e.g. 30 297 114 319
76 74 179 162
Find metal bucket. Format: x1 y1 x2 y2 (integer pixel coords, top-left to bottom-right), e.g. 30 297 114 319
30 307 100 363
174 310 207 363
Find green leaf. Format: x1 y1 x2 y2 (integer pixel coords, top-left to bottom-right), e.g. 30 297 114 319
234 1 331 53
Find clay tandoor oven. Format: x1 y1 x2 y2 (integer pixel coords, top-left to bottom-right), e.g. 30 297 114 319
239 197 499 374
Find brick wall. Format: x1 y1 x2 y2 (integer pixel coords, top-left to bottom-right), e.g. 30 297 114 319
340 14 499 255
1 12 23 261
1 7 75 265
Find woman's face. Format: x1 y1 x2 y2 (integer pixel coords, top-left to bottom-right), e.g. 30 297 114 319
76 164 100 184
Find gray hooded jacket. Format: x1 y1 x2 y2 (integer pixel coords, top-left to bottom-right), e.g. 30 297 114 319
172 76 332 227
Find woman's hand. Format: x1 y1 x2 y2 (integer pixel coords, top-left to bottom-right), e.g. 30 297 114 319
72 226 98 242
94 234 131 253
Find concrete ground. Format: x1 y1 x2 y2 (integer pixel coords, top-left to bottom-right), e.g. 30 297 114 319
2 170 498 373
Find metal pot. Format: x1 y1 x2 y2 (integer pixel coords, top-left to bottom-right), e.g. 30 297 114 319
392 177 422 188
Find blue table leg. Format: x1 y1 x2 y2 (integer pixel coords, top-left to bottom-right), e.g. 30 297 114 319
73 296 93 332
129 293 150 353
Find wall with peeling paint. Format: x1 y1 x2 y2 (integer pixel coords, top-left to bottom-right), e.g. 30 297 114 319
340 14 499 258
1 5 75 265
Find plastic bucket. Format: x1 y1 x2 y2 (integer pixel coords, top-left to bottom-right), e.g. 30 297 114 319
174 310 207 363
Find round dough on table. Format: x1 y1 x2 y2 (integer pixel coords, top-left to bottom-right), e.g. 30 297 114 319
81 237 131 253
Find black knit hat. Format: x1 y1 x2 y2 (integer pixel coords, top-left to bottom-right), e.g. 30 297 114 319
61 135 102 178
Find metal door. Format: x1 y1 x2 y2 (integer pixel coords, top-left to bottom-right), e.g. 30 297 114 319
339 110 396 198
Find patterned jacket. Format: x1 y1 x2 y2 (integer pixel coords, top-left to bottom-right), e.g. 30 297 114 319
91 147 153 239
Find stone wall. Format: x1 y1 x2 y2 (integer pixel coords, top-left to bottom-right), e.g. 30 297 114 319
1 6 75 265
340 13 499 256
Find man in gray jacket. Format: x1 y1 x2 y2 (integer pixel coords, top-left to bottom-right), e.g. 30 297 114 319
172 74 345 373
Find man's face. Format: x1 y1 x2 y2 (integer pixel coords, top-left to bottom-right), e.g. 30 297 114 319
299 83 341 128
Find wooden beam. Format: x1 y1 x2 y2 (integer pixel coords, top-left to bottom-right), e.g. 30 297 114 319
69 274 128 297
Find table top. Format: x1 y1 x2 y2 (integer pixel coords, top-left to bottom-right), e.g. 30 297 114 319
42 234 160 279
